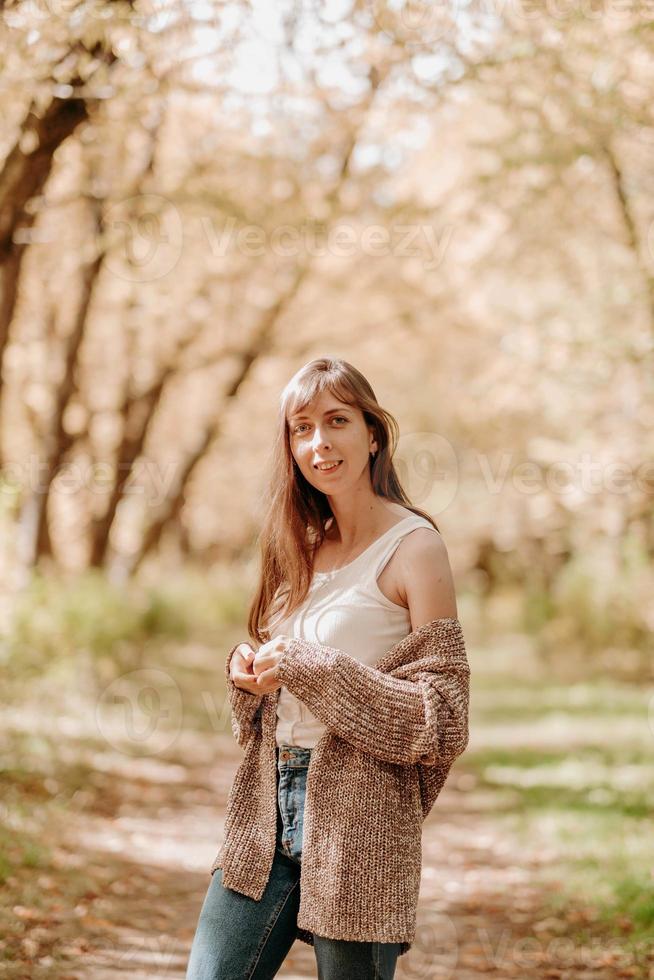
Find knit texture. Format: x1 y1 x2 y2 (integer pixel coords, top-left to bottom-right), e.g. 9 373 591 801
211 617 470 955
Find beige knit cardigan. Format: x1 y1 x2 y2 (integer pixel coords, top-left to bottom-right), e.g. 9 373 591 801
211 617 470 955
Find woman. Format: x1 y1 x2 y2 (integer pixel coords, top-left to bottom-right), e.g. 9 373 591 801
185 356 470 980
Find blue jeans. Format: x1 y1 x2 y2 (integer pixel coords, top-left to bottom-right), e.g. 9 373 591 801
185 744 401 979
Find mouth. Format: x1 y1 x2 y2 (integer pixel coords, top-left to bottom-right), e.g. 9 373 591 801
314 460 343 473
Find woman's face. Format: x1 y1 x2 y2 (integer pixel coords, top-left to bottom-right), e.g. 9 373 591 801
287 389 377 492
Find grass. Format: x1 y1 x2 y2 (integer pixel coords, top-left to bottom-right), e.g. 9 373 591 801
463 661 654 958
0 822 51 885
473 674 651 719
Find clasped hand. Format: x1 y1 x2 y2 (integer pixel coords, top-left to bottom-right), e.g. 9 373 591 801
230 636 292 695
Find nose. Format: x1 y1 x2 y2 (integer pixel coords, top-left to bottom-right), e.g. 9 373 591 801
312 426 332 451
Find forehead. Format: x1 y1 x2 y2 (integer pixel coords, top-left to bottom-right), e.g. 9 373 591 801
288 391 354 421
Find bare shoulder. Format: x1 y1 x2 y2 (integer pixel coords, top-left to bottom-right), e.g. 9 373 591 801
395 525 458 627
396 526 451 582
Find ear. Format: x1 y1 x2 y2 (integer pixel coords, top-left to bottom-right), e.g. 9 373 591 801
368 427 378 454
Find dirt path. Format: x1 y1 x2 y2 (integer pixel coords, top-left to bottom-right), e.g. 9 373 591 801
7 732 644 979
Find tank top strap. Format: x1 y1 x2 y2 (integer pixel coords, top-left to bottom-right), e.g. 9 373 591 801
368 515 438 583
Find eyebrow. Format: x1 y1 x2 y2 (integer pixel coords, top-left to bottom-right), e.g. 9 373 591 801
289 407 352 422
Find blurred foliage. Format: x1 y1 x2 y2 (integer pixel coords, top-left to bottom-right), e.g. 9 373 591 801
0 567 249 688
0 0 651 637
522 536 653 665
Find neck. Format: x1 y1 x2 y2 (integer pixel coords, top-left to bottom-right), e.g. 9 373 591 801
326 489 395 550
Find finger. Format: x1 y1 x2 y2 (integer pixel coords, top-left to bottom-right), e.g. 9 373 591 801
252 653 272 675
255 665 281 686
233 651 255 672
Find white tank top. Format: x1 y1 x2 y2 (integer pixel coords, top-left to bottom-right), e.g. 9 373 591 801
270 513 439 748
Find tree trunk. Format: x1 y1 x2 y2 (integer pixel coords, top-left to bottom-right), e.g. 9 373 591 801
0 96 88 402
18 207 104 567
602 140 654 335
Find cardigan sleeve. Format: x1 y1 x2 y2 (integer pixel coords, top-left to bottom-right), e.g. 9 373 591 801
275 618 470 767
224 642 264 747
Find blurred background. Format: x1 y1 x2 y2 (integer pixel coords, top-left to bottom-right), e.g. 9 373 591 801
0 0 652 977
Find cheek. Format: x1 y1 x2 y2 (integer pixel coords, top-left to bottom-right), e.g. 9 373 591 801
340 431 365 457
292 443 311 468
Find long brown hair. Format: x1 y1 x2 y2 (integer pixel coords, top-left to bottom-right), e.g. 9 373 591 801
247 357 439 643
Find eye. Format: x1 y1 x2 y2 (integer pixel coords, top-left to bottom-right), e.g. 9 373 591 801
291 416 348 435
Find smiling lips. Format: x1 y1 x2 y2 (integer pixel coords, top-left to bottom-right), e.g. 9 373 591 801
314 460 343 472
